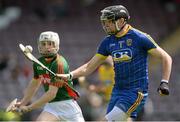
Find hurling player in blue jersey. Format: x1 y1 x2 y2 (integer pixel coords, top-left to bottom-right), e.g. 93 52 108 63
57 5 172 121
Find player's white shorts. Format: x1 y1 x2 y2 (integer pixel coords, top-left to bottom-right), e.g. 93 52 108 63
43 99 85 122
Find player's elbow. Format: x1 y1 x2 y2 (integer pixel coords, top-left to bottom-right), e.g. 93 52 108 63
163 53 172 65
168 54 172 64
47 90 57 100
48 92 56 100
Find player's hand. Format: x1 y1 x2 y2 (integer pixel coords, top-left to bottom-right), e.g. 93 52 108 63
8 104 22 115
14 101 21 108
157 82 169 96
56 73 73 80
10 107 22 115
19 105 31 114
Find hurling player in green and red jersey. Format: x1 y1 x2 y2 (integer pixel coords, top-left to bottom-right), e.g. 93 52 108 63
13 31 85 121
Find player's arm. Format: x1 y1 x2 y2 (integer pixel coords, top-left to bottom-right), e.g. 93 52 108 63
19 78 41 106
58 54 107 80
19 61 63 113
18 85 58 113
148 46 172 81
57 37 109 79
148 46 172 95
72 54 107 78
26 85 58 111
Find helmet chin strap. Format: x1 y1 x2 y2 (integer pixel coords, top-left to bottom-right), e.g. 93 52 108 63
44 55 56 58
114 21 126 35
44 54 57 59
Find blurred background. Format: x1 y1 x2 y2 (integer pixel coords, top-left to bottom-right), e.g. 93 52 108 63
0 0 179 121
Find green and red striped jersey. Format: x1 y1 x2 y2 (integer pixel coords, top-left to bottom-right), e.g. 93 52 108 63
33 54 78 102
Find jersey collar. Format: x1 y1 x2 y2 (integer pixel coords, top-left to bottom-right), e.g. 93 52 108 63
44 54 57 63
115 24 132 38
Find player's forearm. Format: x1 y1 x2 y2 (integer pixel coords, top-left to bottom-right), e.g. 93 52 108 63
20 79 40 105
71 55 105 79
28 90 56 110
71 63 89 79
161 54 172 81
71 62 98 79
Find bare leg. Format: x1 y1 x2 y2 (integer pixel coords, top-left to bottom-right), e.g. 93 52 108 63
127 117 133 122
105 106 128 121
36 111 60 122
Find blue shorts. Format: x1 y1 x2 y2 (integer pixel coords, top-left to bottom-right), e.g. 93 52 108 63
106 90 148 118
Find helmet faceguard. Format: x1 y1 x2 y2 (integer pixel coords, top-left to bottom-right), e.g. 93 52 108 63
38 31 60 58
100 10 117 35
100 5 130 35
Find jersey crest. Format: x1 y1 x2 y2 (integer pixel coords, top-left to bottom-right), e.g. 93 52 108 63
112 48 132 62
126 39 132 46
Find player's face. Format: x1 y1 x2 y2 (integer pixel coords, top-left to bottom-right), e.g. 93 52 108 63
101 19 116 35
40 41 55 49
39 41 57 57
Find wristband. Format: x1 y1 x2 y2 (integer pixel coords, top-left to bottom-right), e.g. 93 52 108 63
161 79 169 84
69 73 73 80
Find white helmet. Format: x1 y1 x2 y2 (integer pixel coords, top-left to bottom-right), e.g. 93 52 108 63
38 31 60 57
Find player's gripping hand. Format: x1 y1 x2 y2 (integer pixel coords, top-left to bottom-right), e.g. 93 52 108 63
157 80 169 96
18 106 32 114
10 107 23 115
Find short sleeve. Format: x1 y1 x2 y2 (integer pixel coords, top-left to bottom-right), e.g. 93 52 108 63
97 39 110 56
139 34 158 51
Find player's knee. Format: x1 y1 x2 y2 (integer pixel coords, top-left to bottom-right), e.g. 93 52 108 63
105 106 128 121
127 117 133 122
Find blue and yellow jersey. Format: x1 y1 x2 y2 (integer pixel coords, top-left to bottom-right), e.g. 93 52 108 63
96 24 157 93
